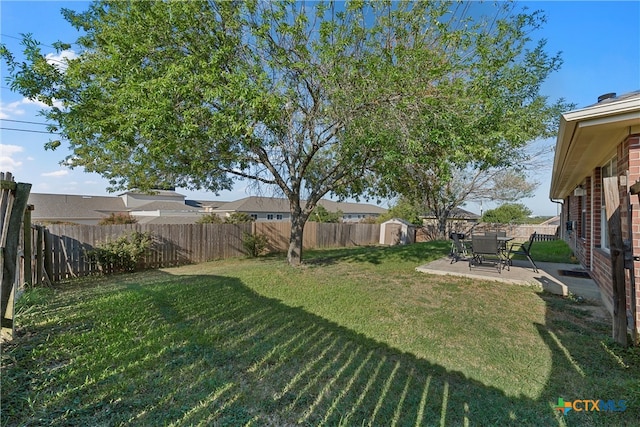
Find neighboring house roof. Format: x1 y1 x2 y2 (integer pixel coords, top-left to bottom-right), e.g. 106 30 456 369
550 90 640 199
215 197 290 213
186 200 228 209
317 199 387 215
29 193 126 222
131 200 200 211
539 215 560 226
214 196 387 215
422 207 480 220
29 193 386 224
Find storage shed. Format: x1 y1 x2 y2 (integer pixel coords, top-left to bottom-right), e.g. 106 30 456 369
379 218 416 246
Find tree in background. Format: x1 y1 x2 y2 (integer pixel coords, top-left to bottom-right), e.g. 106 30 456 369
2 1 568 264
309 205 342 223
403 166 539 238
482 203 533 224
196 213 224 224
376 197 423 226
224 212 255 224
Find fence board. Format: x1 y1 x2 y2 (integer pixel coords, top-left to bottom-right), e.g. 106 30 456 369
38 221 380 281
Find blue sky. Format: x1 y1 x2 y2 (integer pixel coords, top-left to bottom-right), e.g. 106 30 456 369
1 1 639 215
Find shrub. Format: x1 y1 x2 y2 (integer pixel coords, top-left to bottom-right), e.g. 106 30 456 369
86 231 152 272
98 213 138 225
226 212 255 224
196 213 224 224
309 205 342 223
242 232 269 257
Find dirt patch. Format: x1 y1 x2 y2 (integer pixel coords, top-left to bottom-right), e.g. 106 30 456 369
575 304 610 322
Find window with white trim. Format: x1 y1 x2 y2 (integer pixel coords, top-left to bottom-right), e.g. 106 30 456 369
267 214 274 220
601 157 617 250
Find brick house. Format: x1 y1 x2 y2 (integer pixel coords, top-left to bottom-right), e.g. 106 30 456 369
550 91 640 342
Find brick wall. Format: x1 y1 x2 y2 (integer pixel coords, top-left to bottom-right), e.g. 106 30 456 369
626 135 640 339
559 134 640 341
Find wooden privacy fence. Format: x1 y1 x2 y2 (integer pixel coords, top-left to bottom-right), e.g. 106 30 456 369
33 222 381 282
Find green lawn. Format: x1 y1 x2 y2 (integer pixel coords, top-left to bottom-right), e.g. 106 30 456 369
2 242 638 426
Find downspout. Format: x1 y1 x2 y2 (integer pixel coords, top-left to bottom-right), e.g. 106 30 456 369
550 198 564 239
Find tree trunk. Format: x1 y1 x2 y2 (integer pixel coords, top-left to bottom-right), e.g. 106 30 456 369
287 214 304 266
437 213 449 240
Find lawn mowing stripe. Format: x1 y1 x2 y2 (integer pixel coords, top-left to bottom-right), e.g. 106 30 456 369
167 382 234 427
440 380 449 427
369 360 400 427
273 333 336 400
548 330 586 377
262 327 332 379
285 341 352 413
340 355 387 426
246 323 317 374
415 374 432 427
231 318 297 357
298 346 362 423
391 368 414 427
319 349 374 427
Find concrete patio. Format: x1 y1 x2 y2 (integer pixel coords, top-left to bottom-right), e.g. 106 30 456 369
416 256 602 302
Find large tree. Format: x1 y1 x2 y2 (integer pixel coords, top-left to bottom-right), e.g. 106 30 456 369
2 0 568 265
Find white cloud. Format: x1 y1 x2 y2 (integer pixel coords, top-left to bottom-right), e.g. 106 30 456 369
0 99 28 119
0 97 63 119
0 145 24 171
45 49 77 72
0 144 24 155
41 170 69 177
0 156 23 171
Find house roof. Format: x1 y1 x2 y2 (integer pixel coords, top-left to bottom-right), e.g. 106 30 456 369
29 193 127 221
29 193 386 223
422 207 480 220
550 91 640 199
131 200 200 211
214 196 387 215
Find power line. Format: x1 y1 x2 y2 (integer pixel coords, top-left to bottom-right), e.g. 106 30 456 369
0 127 59 135
1 33 72 65
1 33 56 49
1 118 50 126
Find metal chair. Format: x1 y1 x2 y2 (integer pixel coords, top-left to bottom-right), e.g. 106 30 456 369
449 232 467 263
469 234 507 273
507 232 539 272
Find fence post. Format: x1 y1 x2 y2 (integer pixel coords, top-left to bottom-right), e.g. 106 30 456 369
23 205 33 288
603 176 628 347
36 226 43 286
44 228 53 283
1 180 32 335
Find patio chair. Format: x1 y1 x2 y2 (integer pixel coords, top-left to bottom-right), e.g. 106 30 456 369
469 234 507 273
506 232 539 273
449 232 467 263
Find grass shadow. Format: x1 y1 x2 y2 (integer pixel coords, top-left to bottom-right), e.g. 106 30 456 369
3 268 638 425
